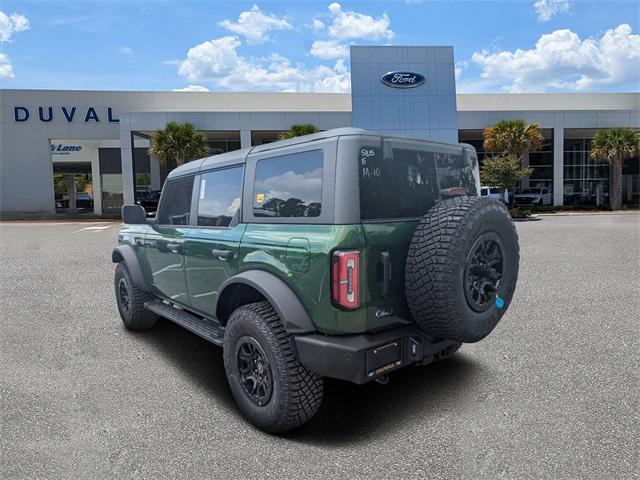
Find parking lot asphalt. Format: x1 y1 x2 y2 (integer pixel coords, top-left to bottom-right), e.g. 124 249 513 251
1 215 639 479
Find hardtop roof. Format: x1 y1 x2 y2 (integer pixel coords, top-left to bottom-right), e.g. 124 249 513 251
167 127 473 179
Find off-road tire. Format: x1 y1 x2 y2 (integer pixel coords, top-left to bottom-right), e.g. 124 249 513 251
114 262 158 331
405 196 519 343
223 301 323 433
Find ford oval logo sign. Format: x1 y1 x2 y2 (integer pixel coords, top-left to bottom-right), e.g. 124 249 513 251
381 71 425 89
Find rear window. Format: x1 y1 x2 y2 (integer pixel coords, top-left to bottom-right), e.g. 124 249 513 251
359 145 477 220
253 150 323 218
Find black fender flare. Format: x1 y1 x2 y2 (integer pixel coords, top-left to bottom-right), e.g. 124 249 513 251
112 245 151 292
217 270 316 334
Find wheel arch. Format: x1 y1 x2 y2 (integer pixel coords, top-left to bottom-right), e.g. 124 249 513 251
216 270 316 334
112 245 151 292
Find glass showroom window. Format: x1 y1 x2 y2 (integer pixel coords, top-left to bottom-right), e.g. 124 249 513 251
528 134 554 192
101 174 123 212
564 138 610 206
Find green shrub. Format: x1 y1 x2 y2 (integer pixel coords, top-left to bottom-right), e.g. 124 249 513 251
509 208 532 219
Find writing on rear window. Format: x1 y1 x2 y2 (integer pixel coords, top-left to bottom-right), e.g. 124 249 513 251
360 148 382 178
359 143 476 220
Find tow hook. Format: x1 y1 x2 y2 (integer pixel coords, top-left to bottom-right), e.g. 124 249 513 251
374 374 389 385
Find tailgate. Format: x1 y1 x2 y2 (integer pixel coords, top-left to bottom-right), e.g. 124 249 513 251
361 221 419 330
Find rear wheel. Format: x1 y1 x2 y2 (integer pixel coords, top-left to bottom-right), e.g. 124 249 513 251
223 302 323 433
114 263 158 331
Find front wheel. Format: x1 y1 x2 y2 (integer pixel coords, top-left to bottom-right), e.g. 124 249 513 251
223 302 323 433
114 263 158 331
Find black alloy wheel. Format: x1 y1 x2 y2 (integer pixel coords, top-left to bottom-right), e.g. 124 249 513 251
463 232 504 312
118 277 131 315
236 336 273 407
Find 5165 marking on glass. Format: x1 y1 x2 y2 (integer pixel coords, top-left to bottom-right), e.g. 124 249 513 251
360 148 381 178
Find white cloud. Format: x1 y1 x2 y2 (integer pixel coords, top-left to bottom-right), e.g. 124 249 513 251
0 11 29 43
308 3 394 60
534 0 570 21
0 52 14 79
117 46 133 56
310 39 349 60
173 85 210 92
324 3 393 41
471 24 640 92
219 5 291 45
178 36 242 82
311 18 325 32
177 35 350 93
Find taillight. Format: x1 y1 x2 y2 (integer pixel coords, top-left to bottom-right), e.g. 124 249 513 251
440 187 468 197
331 250 360 310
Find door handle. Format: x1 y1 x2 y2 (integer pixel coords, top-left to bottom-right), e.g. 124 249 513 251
211 249 234 261
167 242 182 253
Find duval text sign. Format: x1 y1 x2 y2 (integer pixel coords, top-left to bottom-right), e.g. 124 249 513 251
14 106 119 123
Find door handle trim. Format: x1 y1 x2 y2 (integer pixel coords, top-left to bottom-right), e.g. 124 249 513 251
211 249 234 261
167 241 183 253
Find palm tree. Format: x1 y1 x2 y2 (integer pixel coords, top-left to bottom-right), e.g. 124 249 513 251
482 119 544 207
278 124 319 140
483 119 544 161
590 127 640 210
148 121 209 167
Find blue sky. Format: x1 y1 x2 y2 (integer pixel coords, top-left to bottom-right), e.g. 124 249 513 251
0 0 638 93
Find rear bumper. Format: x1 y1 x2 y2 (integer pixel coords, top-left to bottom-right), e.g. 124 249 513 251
294 326 459 384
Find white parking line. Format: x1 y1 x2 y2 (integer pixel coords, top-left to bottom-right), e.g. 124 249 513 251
72 224 114 234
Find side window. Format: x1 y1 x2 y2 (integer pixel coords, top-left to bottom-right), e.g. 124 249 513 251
197 166 244 227
156 176 194 225
253 150 323 218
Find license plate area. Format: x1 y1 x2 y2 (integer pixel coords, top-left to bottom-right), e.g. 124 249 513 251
366 340 401 378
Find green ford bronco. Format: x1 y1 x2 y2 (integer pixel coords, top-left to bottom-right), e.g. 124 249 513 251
113 128 519 432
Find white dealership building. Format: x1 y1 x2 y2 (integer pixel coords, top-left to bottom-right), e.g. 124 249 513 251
1 46 638 216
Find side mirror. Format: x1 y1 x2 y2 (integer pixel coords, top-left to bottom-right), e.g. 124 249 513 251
122 204 146 224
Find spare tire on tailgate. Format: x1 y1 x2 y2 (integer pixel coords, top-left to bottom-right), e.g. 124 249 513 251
405 196 519 343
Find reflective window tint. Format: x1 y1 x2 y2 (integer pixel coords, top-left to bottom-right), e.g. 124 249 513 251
197 167 243 227
359 145 476 220
360 147 439 220
156 176 194 225
253 150 323 218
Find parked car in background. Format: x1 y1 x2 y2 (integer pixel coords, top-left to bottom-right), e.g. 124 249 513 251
76 192 94 209
135 190 161 212
514 187 552 206
481 186 509 204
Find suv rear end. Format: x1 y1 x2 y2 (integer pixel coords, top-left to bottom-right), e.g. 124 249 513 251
295 133 482 383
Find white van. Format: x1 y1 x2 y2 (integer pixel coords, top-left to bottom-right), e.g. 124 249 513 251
481 186 508 204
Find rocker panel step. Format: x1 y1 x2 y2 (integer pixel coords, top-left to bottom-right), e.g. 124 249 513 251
145 300 225 346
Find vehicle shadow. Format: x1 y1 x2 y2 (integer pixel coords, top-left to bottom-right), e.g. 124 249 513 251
141 318 481 445
286 355 480 445
141 318 237 413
